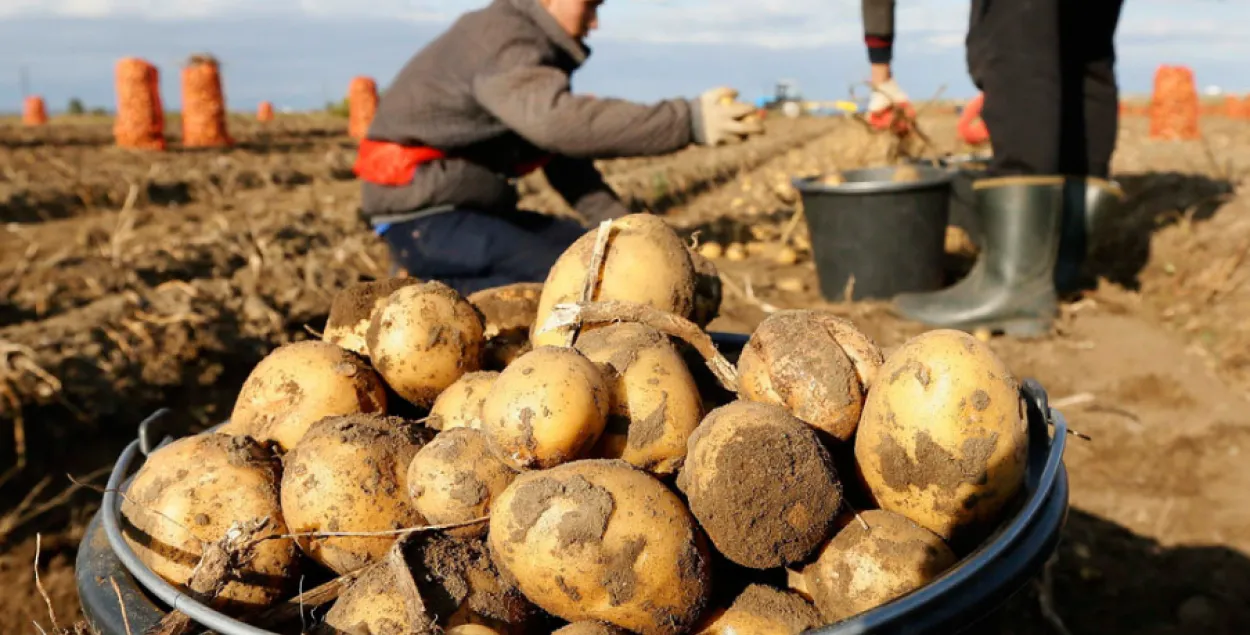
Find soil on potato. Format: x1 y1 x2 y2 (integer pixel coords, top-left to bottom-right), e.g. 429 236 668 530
2 113 1250 635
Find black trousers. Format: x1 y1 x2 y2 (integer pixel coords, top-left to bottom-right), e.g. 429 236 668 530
967 0 1125 178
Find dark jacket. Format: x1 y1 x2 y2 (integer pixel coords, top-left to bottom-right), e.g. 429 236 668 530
362 0 699 225
862 0 896 64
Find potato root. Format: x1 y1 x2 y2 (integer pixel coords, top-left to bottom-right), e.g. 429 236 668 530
489 460 711 635
428 371 500 432
120 433 297 613
469 282 543 370
574 323 703 475
222 340 387 451
368 281 485 408
532 214 697 348
677 401 842 569
855 329 1028 545
408 428 517 533
790 510 956 622
694 584 821 635
281 414 433 574
324 277 423 356
737 310 883 441
480 346 609 470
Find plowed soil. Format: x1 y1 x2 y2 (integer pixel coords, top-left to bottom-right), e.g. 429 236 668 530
2 111 1248 635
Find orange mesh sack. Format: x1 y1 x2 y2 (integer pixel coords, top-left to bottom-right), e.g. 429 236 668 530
182 54 232 148
257 101 275 122
1225 95 1243 119
348 76 379 140
22 96 48 126
114 58 166 150
1149 65 1200 141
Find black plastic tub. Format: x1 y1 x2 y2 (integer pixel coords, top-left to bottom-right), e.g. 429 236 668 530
76 332 1070 635
794 166 953 301
908 153 992 249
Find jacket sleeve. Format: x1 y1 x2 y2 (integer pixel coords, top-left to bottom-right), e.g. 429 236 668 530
862 0 896 64
542 155 630 224
473 41 696 159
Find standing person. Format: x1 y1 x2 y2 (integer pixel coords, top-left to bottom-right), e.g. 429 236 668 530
355 0 764 296
861 0 1126 336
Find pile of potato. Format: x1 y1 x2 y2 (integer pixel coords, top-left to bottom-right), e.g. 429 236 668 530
119 214 1030 635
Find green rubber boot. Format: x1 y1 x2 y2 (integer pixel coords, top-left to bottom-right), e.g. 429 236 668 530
892 176 1065 337
1054 177 1124 294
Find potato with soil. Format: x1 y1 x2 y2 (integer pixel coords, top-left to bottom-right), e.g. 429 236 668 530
855 329 1028 544
553 623 629 635
790 510 957 622
469 282 543 370
120 433 297 612
368 281 485 408
737 310 883 442
428 371 500 431
319 545 432 635
221 340 387 451
489 459 712 635
323 277 423 356
281 413 433 574
694 584 821 635
677 401 843 569
573 323 703 475
688 249 723 328
480 346 609 470
532 214 697 348
412 533 536 631
408 428 518 533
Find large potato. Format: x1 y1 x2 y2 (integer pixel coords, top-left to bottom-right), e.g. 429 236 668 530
281 414 432 574
323 277 423 356
489 460 712 635
368 281 485 408
574 323 703 475
855 329 1028 544
790 510 956 622
408 428 518 534
221 340 386 451
737 310 883 442
428 371 500 432
677 401 842 569
480 346 609 470
532 214 697 348
694 584 821 635
469 282 543 370
120 433 297 613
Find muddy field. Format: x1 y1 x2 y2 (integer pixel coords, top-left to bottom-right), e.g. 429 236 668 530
1 111 1248 635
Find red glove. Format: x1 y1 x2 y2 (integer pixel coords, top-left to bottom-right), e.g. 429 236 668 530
867 79 915 133
958 93 990 145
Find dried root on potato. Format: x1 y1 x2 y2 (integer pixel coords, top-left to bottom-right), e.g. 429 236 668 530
489 459 712 635
222 340 387 451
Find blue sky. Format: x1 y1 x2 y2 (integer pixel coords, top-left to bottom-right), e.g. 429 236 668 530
0 0 1246 112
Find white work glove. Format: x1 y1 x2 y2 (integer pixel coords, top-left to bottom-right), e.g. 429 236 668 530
692 87 765 146
867 78 910 114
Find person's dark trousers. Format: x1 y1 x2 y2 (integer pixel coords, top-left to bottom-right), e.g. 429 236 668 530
378 209 588 297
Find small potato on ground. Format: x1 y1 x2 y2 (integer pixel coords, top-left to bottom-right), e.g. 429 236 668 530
489 459 711 635
694 584 821 635
480 346 609 470
854 329 1028 545
368 281 485 408
323 277 423 356
790 510 956 622
407 428 517 534
428 371 500 432
121 433 297 613
281 413 433 574
222 340 387 451
677 401 842 569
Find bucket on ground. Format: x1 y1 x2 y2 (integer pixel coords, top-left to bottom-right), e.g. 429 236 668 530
909 153 991 249
794 165 954 301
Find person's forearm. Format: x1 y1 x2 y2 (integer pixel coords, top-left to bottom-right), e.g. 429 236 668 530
862 0 896 65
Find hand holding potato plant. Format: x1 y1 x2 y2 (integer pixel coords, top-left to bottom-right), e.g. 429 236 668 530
118 214 1030 634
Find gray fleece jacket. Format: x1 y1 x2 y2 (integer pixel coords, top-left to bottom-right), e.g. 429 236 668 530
361 0 701 225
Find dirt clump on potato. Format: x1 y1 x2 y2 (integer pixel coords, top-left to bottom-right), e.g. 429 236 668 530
469 282 543 370
281 413 433 574
791 510 956 622
678 401 842 569
324 277 423 355
222 340 387 451
408 532 536 629
408 428 517 534
120 433 298 613
428 371 500 432
695 584 821 634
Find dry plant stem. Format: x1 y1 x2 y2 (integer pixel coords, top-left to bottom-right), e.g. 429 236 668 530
565 219 614 347
541 300 740 392
35 534 60 632
250 567 371 629
778 205 806 246
267 516 488 541
110 577 135 635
